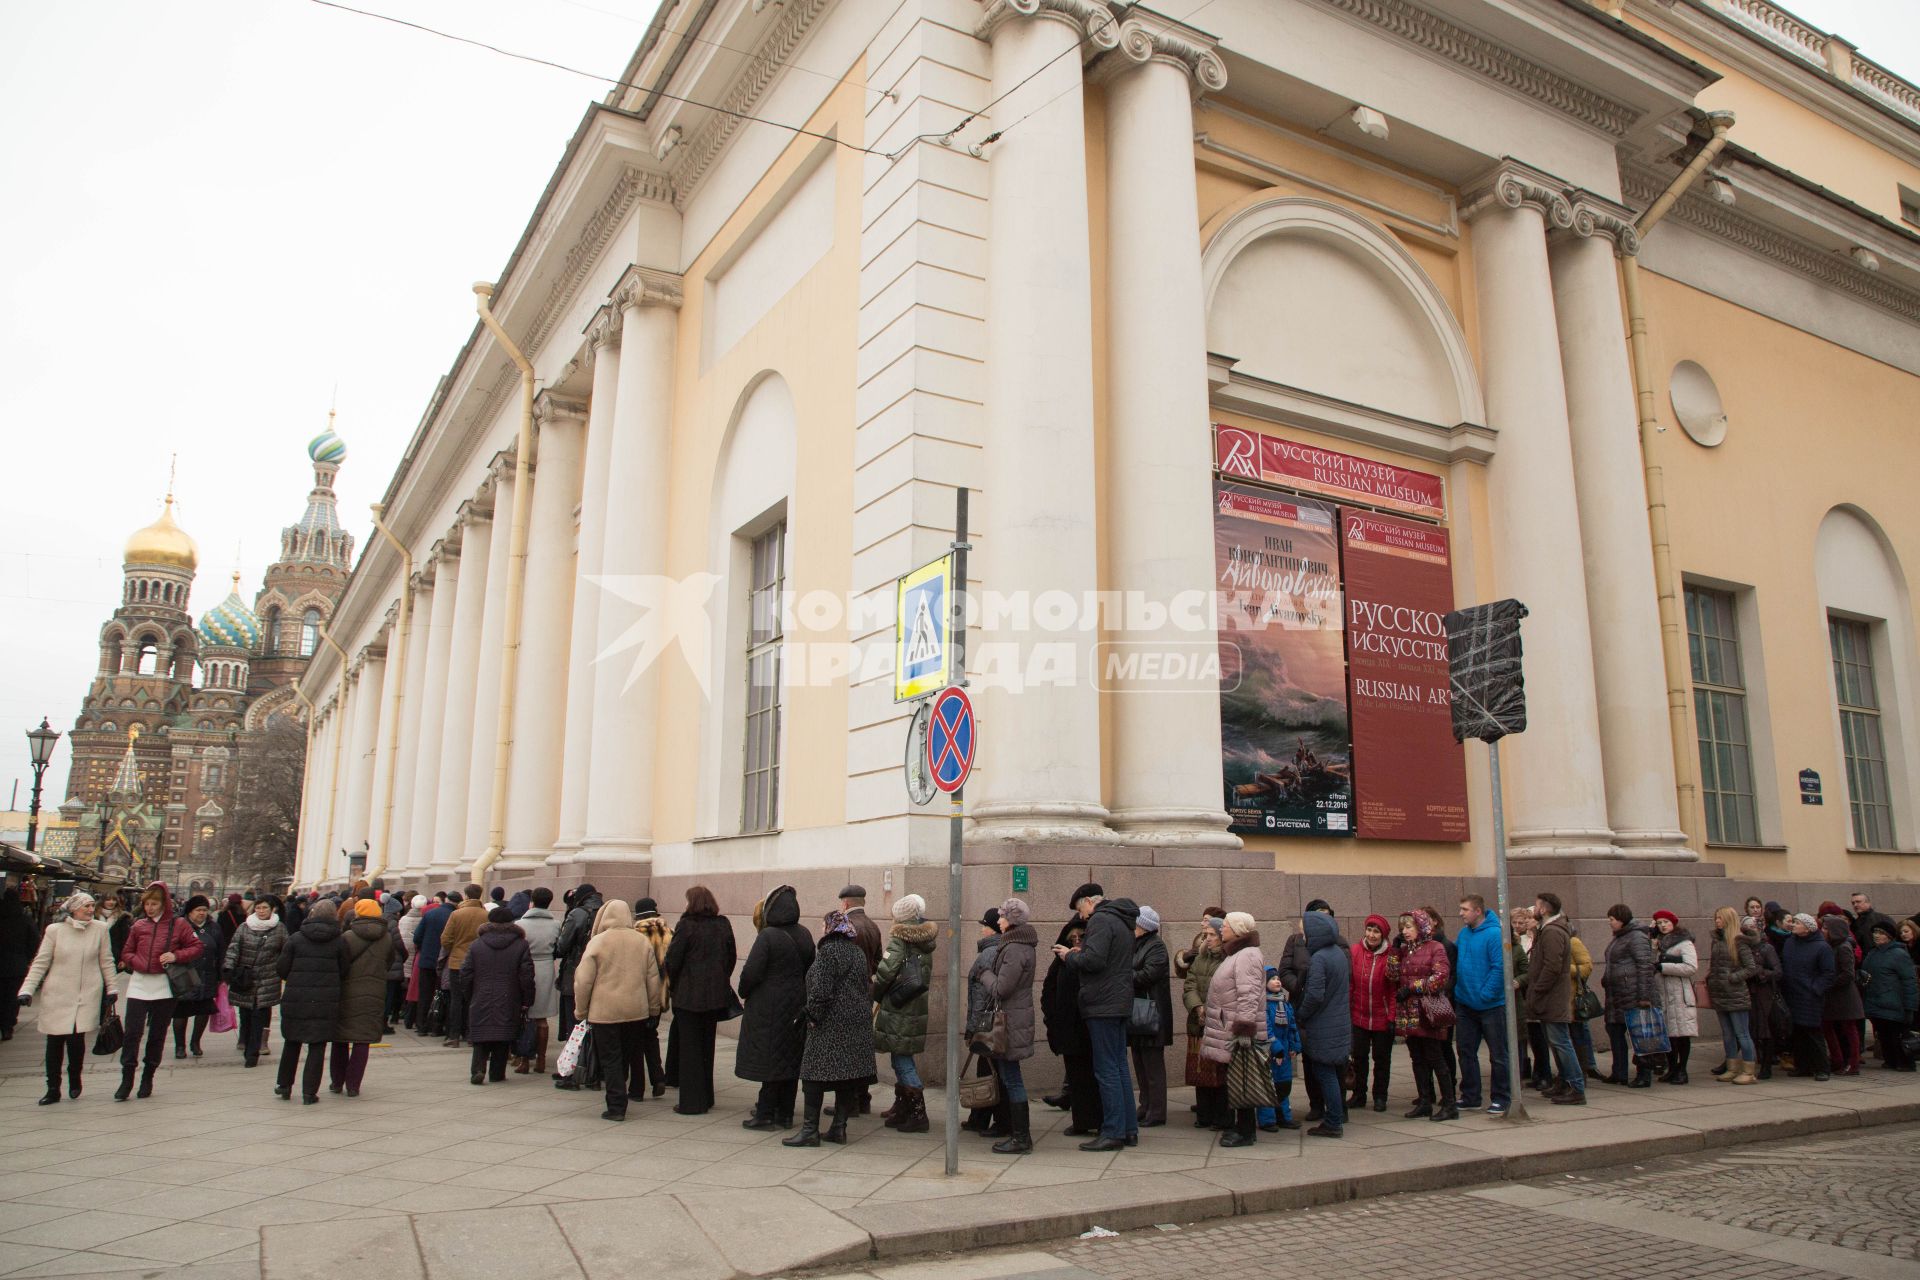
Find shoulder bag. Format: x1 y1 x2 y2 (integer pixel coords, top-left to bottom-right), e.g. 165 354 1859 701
887 950 928 1008
957 1051 1000 1110
166 963 202 1000
1572 979 1603 1023
1128 994 1161 1038
1226 1039 1280 1111
92 994 125 1057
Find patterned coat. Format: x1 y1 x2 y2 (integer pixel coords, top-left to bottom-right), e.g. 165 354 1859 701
800 933 876 1085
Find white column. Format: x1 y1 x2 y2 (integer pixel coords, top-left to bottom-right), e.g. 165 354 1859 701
366 617 400 873
499 392 588 869
432 501 492 875
553 310 622 862
341 649 387 862
385 577 434 874
583 268 681 868
969 0 1117 844
1552 210 1691 857
464 462 517 870
1464 163 1614 858
1098 13 1237 849
405 547 460 876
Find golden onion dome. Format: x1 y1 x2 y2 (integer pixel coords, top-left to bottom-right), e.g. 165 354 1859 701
124 498 199 571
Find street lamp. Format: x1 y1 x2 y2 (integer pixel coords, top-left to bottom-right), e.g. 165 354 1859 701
25 718 58 853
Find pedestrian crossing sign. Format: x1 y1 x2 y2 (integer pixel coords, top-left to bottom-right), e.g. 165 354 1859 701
894 554 952 702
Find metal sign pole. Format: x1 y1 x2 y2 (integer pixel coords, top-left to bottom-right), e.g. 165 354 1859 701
1489 737 1530 1121
944 488 969 1176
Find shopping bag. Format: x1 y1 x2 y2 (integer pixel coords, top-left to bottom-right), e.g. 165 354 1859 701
1626 1004 1670 1056
554 1021 591 1078
512 1018 537 1059
210 983 237 1034
1226 1040 1280 1110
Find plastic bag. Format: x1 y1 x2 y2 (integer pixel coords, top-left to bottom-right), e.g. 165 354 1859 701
210 983 237 1034
554 1021 591 1078
1626 1005 1670 1056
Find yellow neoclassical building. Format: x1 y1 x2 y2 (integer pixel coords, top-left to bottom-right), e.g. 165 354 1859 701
296 0 1920 950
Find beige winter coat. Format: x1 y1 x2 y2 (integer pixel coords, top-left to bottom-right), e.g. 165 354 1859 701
573 901 664 1025
19 919 117 1036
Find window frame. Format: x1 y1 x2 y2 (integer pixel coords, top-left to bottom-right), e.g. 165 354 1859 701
741 521 785 835
1829 613 1897 851
1686 584 1760 847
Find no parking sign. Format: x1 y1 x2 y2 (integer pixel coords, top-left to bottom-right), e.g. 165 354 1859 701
925 686 975 793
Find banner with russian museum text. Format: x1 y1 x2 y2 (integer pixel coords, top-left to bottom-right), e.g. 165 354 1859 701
1214 424 1446 521
1339 508 1470 841
1214 480 1353 836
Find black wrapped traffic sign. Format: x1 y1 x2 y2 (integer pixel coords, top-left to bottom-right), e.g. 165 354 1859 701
1443 600 1528 743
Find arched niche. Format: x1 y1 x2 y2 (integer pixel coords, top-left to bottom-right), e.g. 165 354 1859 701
1202 197 1483 430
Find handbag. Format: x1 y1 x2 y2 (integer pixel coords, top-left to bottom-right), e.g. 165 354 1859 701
970 1008 1010 1058
1128 995 1161 1039
1573 980 1604 1023
210 983 237 1034
1418 990 1456 1031
166 963 202 1001
887 950 928 1008
1226 1039 1280 1110
92 995 124 1056
720 986 744 1022
1626 1004 1670 1056
957 1052 1000 1110
424 988 449 1037
513 1018 537 1059
554 1021 592 1078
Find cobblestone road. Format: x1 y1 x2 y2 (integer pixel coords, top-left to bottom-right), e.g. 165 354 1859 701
812 1123 1920 1280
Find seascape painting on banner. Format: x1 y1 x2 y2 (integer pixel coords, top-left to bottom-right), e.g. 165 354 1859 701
1214 479 1353 836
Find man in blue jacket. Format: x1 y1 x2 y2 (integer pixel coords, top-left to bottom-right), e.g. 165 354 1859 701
1453 894 1511 1116
411 893 454 1037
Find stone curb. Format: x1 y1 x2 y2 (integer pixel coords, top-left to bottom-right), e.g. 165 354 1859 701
833 1092 1920 1267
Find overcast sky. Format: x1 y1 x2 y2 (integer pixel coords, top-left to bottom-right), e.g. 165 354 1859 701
0 0 1915 811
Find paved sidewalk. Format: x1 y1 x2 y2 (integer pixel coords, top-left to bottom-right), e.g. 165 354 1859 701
0 1025 1916 1278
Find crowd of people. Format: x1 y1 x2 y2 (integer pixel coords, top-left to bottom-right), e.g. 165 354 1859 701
5 877 1916 1154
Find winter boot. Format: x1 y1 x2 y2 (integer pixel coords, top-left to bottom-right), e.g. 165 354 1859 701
533 1022 549 1076
1710 1059 1732 1080
1276 1096 1301 1130
1629 1061 1655 1088
137 1065 157 1099
67 1060 82 1099
824 1092 852 1144
1404 1097 1433 1118
38 1066 59 1105
741 1102 779 1132
992 1102 1033 1155
895 1085 931 1134
1730 1059 1757 1085
986 1096 1012 1138
1431 1098 1460 1122
783 1099 822 1148
114 1064 135 1102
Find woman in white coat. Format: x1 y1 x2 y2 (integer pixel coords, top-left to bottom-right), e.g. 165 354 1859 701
1651 909 1700 1085
18 892 118 1105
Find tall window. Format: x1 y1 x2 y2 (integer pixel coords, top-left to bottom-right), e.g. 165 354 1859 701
1829 615 1896 849
1686 586 1758 845
265 606 282 656
300 609 320 657
743 523 785 833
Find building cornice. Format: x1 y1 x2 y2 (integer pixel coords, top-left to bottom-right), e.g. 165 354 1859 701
1206 354 1497 464
612 263 686 312
1563 191 1640 255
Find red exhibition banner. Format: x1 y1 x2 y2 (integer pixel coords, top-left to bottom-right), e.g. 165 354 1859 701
1214 424 1445 521
1339 508 1470 842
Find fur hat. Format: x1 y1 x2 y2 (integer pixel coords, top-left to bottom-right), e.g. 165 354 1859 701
1068 883 1103 910
487 906 515 925
1136 905 1161 933
998 898 1029 927
892 894 926 922
1224 910 1256 936
182 895 210 915
633 897 660 921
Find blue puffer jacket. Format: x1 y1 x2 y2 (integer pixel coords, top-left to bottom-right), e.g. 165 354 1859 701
1453 911 1506 1011
1294 912 1352 1063
1779 930 1836 1028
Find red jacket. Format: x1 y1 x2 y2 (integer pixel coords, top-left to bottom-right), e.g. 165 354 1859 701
1350 940 1395 1032
121 882 203 975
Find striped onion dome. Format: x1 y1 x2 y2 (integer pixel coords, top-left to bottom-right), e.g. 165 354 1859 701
308 427 347 465
196 575 259 651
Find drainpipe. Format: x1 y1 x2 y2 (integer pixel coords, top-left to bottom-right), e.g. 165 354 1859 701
290 678 317 892
471 281 536 885
318 629 352 888
366 504 414 883
1619 110 1735 852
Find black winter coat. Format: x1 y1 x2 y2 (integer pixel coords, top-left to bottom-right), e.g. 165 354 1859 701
554 893 602 995
464 922 534 1044
1276 930 1310 1003
1041 920 1086 1056
1129 931 1174 1048
1780 930 1836 1027
664 914 737 1014
800 933 876 1085
735 887 815 1082
1063 899 1139 1020
224 922 287 1010
1747 930 1786 1041
1823 929 1865 1021
336 917 394 1043
989 922 1038 1061
180 917 225 1009
1602 923 1658 1025
275 918 350 1043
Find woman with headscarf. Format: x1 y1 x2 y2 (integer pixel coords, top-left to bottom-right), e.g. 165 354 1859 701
1651 910 1699 1084
872 893 937 1134
466 906 535 1086
17 892 116 1103
736 886 815 1131
0 887 40 1041
224 897 287 1066
662 885 735 1115
1822 913 1865 1076
329 899 393 1098
1175 911 1227 1131
784 910 877 1147
275 900 349 1103
1127 905 1173 1129
1391 908 1457 1120
573 899 665 1120
169 896 224 1059
987 898 1039 1154
117 881 203 1101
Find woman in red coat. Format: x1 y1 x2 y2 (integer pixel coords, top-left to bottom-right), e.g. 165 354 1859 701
1347 914 1395 1113
117 881 203 1101
1389 909 1457 1121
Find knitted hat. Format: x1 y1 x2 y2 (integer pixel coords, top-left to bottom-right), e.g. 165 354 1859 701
1652 909 1679 926
1068 883 1103 909
182 895 210 915
838 884 868 902
1136 905 1161 933
1364 913 1391 936
1791 912 1818 929
355 899 384 919
1817 901 1845 920
978 907 1001 930
1224 910 1256 936
487 906 514 924
1871 920 1895 940
999 898 1030 927
892 894 926 922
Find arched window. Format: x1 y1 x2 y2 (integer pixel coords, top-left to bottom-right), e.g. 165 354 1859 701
265 606 282 656
301 609 321 656
136 640 157 675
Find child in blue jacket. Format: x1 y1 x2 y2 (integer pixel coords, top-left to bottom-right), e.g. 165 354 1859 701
1257 966 1301 1130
